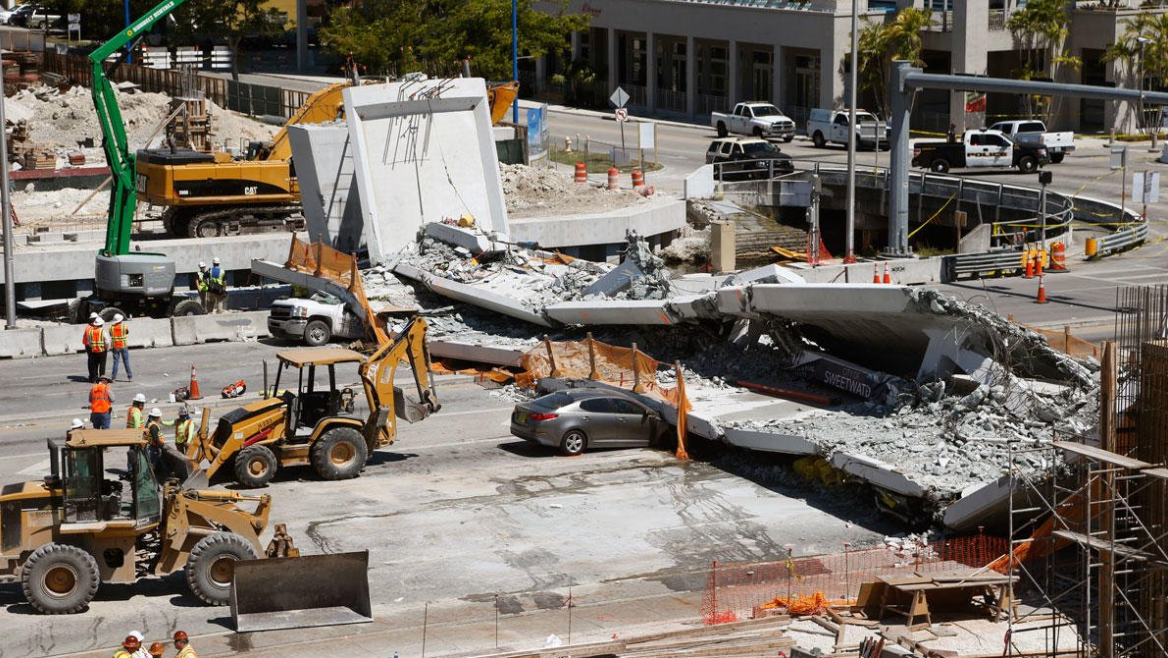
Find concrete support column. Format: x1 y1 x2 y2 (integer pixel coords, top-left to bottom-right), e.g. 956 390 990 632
950 0 988 134
728 39 739 106
647 31 657 113
687 35 697 117
772 46 784 109
888 61 916 256
607 28 618 92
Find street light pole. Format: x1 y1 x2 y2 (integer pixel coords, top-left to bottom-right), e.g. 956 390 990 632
844 0 858 263
511 0 519 124
124 0 132 63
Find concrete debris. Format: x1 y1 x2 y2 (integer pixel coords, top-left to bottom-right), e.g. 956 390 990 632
659 224 710 264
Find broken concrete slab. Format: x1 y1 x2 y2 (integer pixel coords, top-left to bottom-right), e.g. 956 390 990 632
829 452 928 499
423 222 504 257
544 300 678 326
391 261 552 327
344 78 509 265
286 123 364 252
506 198 687 249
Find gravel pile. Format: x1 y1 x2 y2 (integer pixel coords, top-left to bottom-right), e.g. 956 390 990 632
500 163 648 218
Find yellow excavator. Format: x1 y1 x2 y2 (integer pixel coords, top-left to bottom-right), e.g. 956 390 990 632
137 79 519 239
186 315 439 487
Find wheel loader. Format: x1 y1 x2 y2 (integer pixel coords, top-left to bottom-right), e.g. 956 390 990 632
188 316 439 487
0 429 271 613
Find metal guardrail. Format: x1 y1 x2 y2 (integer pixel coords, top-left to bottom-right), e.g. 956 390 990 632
1093 222 1149 258
948 250 1025 279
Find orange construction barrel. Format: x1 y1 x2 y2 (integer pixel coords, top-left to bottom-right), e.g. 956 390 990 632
1051 242 1067 270
1085 237 1098 258
574 162 587 183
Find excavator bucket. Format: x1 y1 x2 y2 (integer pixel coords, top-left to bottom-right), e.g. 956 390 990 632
394 386 433 423
231 551 372 632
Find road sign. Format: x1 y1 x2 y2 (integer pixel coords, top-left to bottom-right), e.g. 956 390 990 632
1134 171 1160 203
609 87 630 109
614 108 629 122
638 121 654 148
1111 144 1128 170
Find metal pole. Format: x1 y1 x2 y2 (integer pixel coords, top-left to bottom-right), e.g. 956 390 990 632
888 61 914 256
1 86 15 330
511 0 519 124
1038 175 1048 247
123 0 132 63
296 0 308 72
844 0 858 263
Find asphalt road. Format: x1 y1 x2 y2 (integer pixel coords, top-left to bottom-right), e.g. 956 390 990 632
0 342 892 657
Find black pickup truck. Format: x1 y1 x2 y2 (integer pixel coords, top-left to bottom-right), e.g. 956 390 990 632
705 137 794 180
912 129 1049 173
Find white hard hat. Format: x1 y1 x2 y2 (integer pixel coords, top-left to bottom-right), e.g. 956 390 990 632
133 393 146 403
70 418 84 430
93 317 104 327
149 408 162 418
129 631 144 642
113 314 124 323
198 261 207 269
212 257 221 265
88 312 98 320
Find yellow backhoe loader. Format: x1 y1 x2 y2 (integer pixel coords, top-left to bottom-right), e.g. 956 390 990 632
187 316 439 487
0 429 271 613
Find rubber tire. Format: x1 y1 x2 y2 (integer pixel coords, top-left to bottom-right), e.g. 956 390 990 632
783 135 794 143
171 299 205 316
21 543 100 614
1018 155 1038 173
812 131 826 148
303 319 331 347
185 532 258 605
188 215 224 238
98 306 126 323
930 159 950 174
1050 152 1065 164
560 429 587 456
233 444 278 488
311 427 368 480
716 122 728 137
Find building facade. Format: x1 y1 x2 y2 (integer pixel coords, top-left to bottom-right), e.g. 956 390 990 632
527 0 1165 134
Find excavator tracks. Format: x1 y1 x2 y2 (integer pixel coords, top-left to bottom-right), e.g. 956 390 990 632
162 205 305 238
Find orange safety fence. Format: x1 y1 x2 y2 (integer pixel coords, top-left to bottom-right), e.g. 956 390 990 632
515 336 692 459
283 236 387 345
700 533 1010 624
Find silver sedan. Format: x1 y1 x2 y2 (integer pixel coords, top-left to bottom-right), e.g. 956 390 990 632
510 388 668 456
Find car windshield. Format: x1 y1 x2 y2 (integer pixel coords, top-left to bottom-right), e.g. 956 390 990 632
752 106 781 117
531 392 576 410
742 142 778 155
310 292 341 305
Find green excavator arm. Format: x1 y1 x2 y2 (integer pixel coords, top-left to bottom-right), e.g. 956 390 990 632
90 0 189 257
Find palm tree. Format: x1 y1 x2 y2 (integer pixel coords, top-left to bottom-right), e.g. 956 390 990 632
1006 0 1081 123
1104 12 1168 138
853 8 931 117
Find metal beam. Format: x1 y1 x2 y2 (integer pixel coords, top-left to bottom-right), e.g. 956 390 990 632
886 63 1168 256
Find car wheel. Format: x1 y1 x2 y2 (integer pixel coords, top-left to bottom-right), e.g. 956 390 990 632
233 444 278 488
1018 155 1038 173
752 126 764 137
21 543 100 614
1050 152 1065 164
812 131 826 148
185 532 258 605
560 429 587 456
716 122 728 137
930 159 950 174
303 319 331 346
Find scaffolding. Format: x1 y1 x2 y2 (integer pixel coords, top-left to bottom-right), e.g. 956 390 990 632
1004 285 1168 658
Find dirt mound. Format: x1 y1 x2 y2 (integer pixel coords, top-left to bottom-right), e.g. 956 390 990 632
500 163 647 218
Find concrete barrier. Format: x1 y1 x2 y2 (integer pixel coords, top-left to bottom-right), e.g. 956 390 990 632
171 316 199 346
191 311 270 343
126 318 174 349
42 325 84 356
0 329 43 359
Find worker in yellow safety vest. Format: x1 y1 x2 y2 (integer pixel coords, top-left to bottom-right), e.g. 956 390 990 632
125 393 147 472
143 408 168 478
113 635 140 658
82 316 108 383
207 257 227 314
169 406 197 456
173 630 197 658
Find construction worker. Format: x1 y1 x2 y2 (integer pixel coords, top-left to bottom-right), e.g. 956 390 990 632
113 635 140 658
82 316 108 383
109 314 132 382
69 418 84 435
208 256 227 314
147 642 165 658
88 376 115 430
126 393 147 472
144 408 167 478
173 631 196 658
195 262 209 311
169 405 196 455
127 631 149 658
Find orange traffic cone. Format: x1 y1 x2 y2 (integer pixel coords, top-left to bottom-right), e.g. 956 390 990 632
1023 250 1034 279
188 364 203 400
1035 250 1044 277
882 263 891 285
1035 275 1048 304
873 264 880 284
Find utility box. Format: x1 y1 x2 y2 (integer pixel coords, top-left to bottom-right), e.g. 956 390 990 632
711 220 736 272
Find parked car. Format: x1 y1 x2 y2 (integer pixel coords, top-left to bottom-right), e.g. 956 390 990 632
806 108 889 150
510 388 668 456
911 128 1049 173
988 120 1075 163
705 137 794 180
711 102 797 142
7 4 38 26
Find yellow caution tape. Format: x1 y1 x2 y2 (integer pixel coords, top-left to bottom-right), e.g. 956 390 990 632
908 191 959 238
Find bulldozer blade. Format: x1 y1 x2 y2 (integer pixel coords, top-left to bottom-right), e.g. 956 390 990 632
393 386 431 423
231 551 372 633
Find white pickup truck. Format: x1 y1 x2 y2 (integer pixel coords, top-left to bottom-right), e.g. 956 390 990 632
711 102 796 142
268 292 367 346
988 120 1074 163
806 108 890 150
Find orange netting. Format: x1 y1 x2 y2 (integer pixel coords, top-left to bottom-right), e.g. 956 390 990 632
514 337 692 459
700 533 1010 624
283 236 387 345
759 592 847 616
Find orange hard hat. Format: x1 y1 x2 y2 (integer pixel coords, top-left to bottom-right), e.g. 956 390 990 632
149 641 165 656
173 630 189 642
123 636 141 650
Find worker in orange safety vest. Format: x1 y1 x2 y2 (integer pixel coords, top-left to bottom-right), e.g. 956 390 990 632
82 316 108 383
109 314 133 382
88 376 115 430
